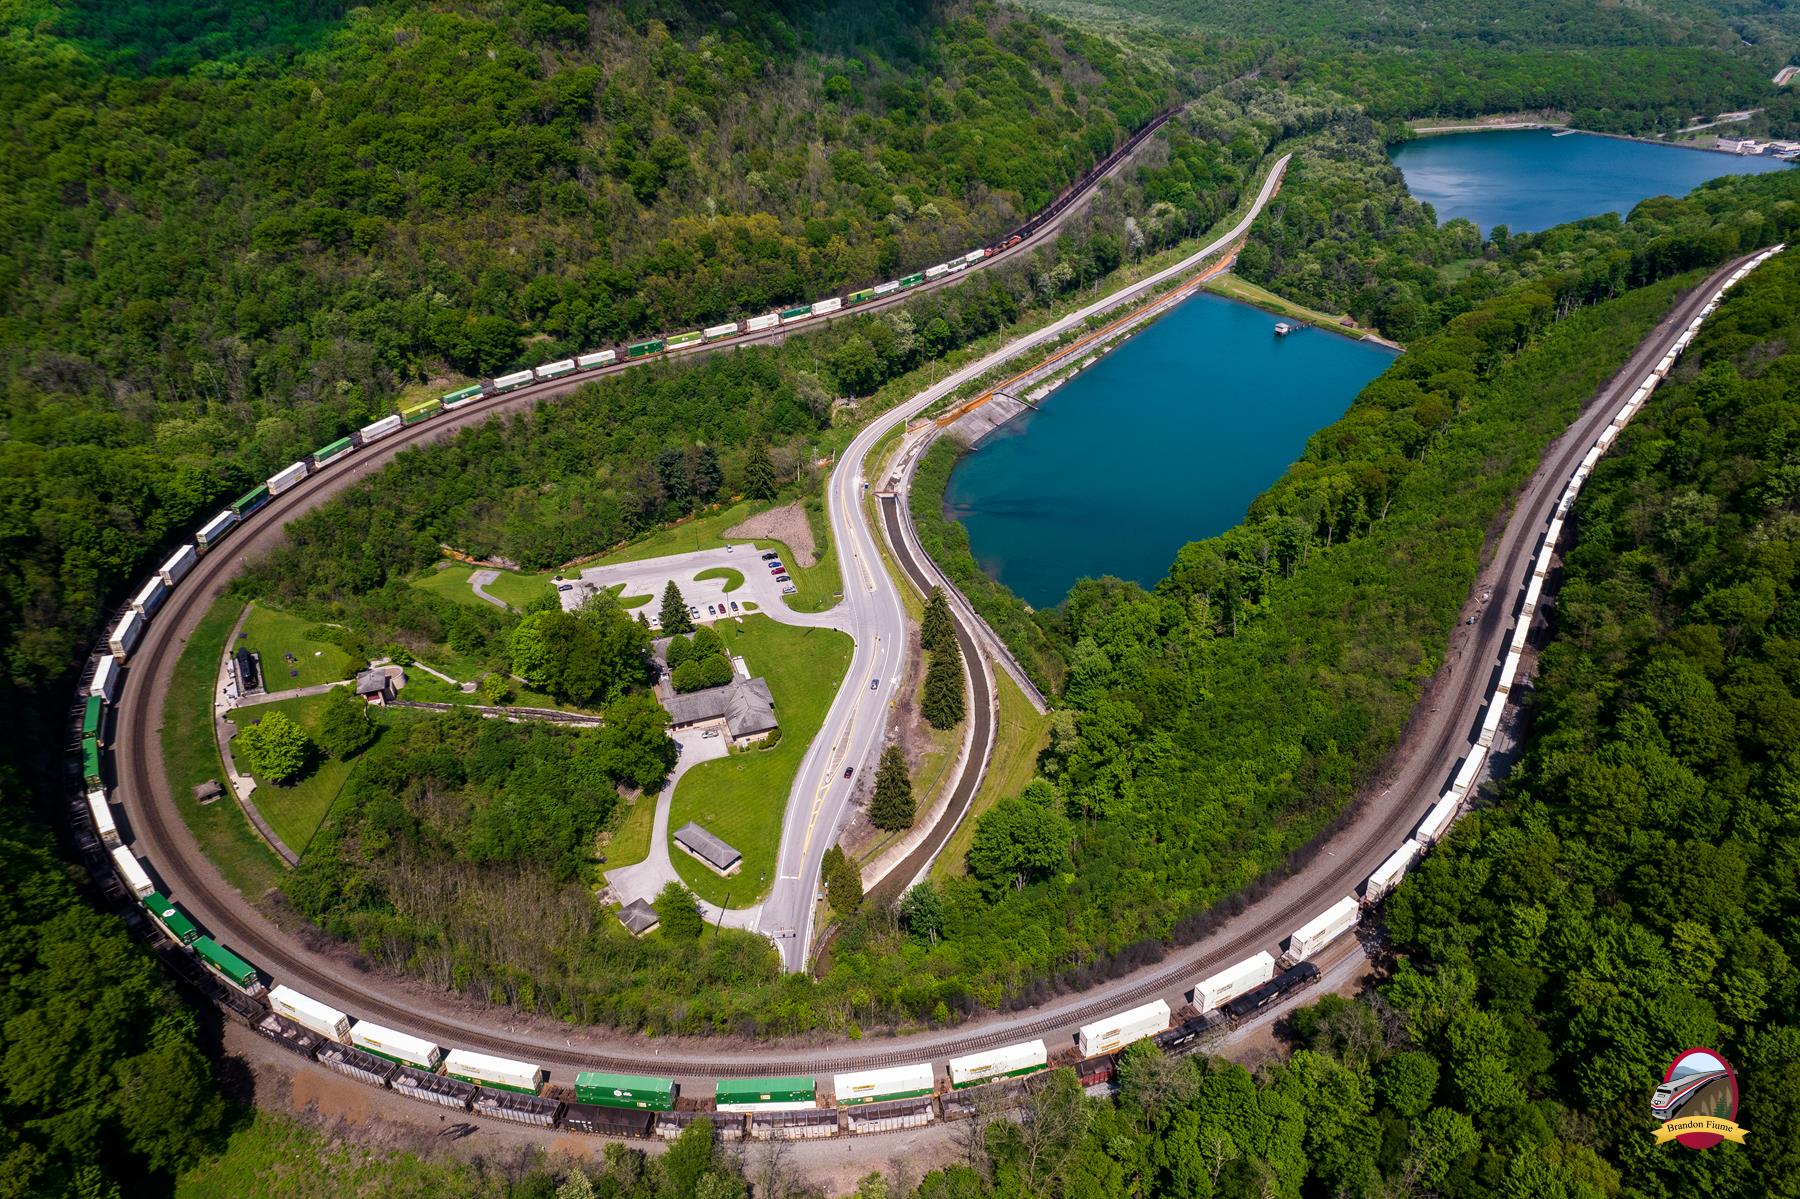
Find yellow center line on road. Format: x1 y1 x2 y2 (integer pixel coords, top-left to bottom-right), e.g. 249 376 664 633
799 636 882 859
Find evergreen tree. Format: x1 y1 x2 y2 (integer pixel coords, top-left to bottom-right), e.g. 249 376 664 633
921 640 965 730
921 587 955 655
822 845 863 912
660 580 694 634
744 440 777 500
870 744 915 831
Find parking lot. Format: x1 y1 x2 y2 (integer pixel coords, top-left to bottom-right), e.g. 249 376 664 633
555 543 800 628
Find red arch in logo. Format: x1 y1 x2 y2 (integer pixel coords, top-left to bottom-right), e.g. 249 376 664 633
1658 1046 1739 1150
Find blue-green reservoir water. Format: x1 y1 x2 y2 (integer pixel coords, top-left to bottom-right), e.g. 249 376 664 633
1391 128 1788 234
943 294 1396 607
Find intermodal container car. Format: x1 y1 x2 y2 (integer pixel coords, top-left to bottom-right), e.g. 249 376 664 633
533 359 576 380
196 509 239 553
900 273 925 288
778 306 813 325
311 437 354 468
230 485 270 518
1416 793 1460 846
1078 999 1169 1057
194 936 261 992
1286 896 1358 963
357 414 403 444
574 1071 676 1111
1364 839 1422 904
267 460 310 494
832 1063 934 1106
131 576 168 618
82 694 103 739
1195 952 1275 1013
846 288 877 306
87 788 119 847
444 1049 543 1095
441 385 483 405
576 350 617 369
90 654 120 703
400 399 441 425
948 1040 1047 1089
160 544 198 587
111 845 154 898
925 263 950 280
626 339 664 359
350 1019 443 1070
811 297 843 316
110 609 145 662
962 249 985 264
714 1076 817 1113
665 330 703 350
873 280 900 297
703 321 740 341
143 892 199 945
82 736 103 786
745 313 781 332
269 985 352 1043
493 370 536 392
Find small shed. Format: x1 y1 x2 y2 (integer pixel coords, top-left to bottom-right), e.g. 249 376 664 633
674 822 742 876
355 669 396 705
618 898 660 937
233 648 260 693
192 779 224 805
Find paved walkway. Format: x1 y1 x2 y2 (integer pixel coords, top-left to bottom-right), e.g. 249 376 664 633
601 727 763 930
468 569 512 611
559 544 848 634
212 606 300 866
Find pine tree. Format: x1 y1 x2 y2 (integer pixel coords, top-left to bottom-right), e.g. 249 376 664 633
870 744 915 831
921 638 965 730
659 580 694 634
823 846 862 912
921 587 955 655
745 440 777 500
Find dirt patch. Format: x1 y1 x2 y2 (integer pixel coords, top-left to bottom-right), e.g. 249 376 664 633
725 502 816 567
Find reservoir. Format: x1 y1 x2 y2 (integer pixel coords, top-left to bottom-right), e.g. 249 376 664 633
943 293 1397 608
1390 128 1789 234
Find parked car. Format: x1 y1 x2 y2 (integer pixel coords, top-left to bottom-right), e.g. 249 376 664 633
776 574 790 583
781 585 797 594
707 604 716 615
729 601 739 612
760 552 778 560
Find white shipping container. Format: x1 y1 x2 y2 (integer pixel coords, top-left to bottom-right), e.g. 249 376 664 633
196 509 239 549
832 1062 936 1105
873 280 901 297
1416 792 1461 845
111 846 154 898
1364 839 1422 903
1597 426 1617 450
160 544 198 588
948 1040 1047 1088
1452 749 1487 797
744 313 780 333
1533 546 1555 579
110 609 144 661
132 576 168 618
443 1048 542 1093
1496 649 1522 695
577 349 617 369
1287 896 1360 962
358 414 403 444
811 297 843 316
962 249 985 264
1510 618 1533 656
494 370 535 391
925 263 950 280
703 322 740 340
947 259 969 273
350 1019 442 1069
1545 517 1564 547
442 392 483 411
534 359 576 380
88 788 119 846
90 654 120 703
269 985 352 1042
267 460 310 495
1477 701 1506 748
1196 952 1276 1012
1523 574 1544 615
1078 999 1170 1057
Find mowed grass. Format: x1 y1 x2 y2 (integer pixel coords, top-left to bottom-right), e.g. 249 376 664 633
932 669 1050 883
411 561 556 611
602 792 658 871
227 692 362 857
177 1112 490 1199
239 602 354 690
695 566 745 592
1204 274 1374 341
163 598 288 895
668 615 852 905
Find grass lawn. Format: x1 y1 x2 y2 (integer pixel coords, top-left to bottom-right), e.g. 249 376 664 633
163 598 288 896
1204 274 1376 342
667 615 853 906
695 566 745 592
239 602 354 690
932 668 1050 884
594 500 764 565
753 533 840 615
227 693 363 857
602 793 657 871
412 562 556 612
480 567 559 609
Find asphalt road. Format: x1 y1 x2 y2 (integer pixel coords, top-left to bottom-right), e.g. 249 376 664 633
101 161 1746 1092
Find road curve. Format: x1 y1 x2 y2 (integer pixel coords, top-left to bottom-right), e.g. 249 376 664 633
112 153 1727 1095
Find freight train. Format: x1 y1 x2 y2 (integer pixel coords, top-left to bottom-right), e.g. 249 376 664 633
66 218 1778 1142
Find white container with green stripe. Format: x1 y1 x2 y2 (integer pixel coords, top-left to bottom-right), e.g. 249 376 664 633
948 1040 1047 1089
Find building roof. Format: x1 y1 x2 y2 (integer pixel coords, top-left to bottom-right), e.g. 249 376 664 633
663 676 776 737
355 669 391 695
192 779 224 803
674 822 741 872
617 898 660 935
234 648 259 688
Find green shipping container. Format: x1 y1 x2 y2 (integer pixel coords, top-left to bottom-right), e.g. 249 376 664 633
780 306 811 320
574 1071 676 1111
144 892 200 945
715 1076 816 1107
900 273 925 287
82 736 102 785
82 695 103 740
665 331 702 349
401 399 440 424
230 485 269 517
626 339 664 359
441 385 482 403
193 937 259 989
313 436 353 465
847 288 876 304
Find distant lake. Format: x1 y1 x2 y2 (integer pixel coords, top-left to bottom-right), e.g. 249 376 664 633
1390 128 1789 234
943 294 1397 608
